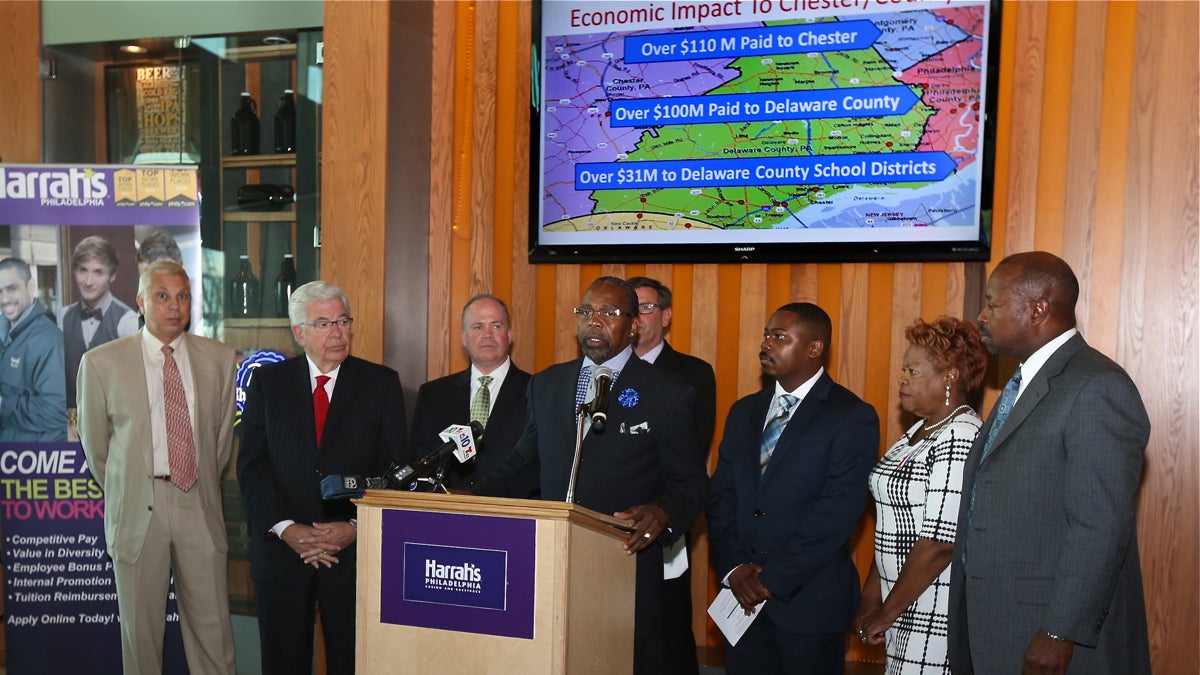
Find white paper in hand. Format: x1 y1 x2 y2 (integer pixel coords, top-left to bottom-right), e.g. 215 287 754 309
707 587 764 647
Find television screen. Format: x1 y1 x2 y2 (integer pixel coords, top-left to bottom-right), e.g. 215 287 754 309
529 0 1001 263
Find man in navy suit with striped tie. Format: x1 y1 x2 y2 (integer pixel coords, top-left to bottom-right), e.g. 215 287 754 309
238 280 407 675
708 302 879 675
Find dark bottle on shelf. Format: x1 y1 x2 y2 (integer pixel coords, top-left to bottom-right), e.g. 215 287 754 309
273 253 297 318
231 93 260 156
274 89 297 154
230 255 260 318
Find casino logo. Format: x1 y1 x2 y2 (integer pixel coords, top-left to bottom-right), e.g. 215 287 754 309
234 349 288 427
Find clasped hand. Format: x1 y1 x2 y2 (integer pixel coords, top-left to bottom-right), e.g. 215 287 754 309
728 563 771 614
281 522 357 568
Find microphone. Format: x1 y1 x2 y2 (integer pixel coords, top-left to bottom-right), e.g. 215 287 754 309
588 365 613 433
385 420 483 489
320 474 388 500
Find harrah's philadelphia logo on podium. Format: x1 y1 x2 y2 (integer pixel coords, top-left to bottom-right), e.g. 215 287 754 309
402 543 508 611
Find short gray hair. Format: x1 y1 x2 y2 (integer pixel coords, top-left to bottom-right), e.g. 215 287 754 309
137 260 189 300
288 281 351 326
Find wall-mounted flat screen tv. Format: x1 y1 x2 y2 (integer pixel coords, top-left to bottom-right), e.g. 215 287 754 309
529 0 1002 263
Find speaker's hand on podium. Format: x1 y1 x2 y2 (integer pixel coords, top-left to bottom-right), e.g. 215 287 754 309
614 504 669 555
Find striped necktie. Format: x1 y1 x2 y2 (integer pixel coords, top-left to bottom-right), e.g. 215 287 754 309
759 394 798 475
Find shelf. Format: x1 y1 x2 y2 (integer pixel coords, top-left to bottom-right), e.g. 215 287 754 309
223 44 298 62
225 318 292 328
222 153 297 169
222 210 296 222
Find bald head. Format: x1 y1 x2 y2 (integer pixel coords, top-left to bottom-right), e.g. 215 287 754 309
980 252 1079 360
997 251 1079 319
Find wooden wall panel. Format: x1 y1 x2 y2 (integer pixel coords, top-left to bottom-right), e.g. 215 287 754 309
0 2 40 164
1121 2 1199 671
391 0 1198 670
426 1 456 379
321 0 393 362
0 2 40 665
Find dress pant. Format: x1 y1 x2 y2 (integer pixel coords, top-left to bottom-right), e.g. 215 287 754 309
724 615 844 675
254 568 356 675
112 479 236 675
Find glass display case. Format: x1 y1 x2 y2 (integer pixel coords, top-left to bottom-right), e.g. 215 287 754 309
40 26 324 616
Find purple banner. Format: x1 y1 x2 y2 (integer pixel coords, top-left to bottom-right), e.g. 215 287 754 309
0 164 199 226
1 442 188 674
380 510 536 639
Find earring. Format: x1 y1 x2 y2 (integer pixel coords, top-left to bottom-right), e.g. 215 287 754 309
945 383 951 406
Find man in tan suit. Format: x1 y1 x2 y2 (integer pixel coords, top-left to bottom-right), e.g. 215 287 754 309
78 260 237 675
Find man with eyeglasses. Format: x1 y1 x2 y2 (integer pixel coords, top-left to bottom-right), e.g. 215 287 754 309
237 280 407 675
627 276 716 675
409 294 531 490
473 276 710 675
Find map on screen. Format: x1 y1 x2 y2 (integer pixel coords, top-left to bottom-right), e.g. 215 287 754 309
533 0 999 262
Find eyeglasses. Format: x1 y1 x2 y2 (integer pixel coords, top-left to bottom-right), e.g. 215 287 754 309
572 307 628 320
299 317 354 333
637 302 661 314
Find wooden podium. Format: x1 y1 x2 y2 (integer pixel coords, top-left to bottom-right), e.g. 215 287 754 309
354 491 636 674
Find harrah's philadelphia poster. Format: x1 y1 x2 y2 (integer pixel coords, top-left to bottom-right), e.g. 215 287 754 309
379 510 536 639
1 163 200 674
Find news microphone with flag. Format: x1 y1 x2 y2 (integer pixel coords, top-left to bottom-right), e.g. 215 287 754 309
386 420 483 488
587 365 614 433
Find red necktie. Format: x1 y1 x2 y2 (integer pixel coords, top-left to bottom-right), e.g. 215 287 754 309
313 375 331 444
162 345 198 491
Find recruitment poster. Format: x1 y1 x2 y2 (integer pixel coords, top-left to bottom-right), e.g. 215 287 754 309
0 163 201 674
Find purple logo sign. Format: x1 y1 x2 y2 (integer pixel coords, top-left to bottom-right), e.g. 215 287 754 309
380 510 535 639
402 543 507 610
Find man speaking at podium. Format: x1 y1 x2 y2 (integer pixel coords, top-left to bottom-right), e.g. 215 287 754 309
473 276 710 674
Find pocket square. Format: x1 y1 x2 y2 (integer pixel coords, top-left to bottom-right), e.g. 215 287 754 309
627 421 650 434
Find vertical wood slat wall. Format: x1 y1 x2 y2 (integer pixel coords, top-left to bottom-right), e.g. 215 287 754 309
408 2 1198 669
0 2 42 664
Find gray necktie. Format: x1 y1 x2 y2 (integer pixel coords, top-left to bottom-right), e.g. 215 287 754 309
759 394 798 475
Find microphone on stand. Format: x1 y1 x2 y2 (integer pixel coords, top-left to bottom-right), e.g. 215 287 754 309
385 420 483 490
587 365 614 433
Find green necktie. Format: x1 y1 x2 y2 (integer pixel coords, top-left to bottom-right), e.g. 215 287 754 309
470 375 493 427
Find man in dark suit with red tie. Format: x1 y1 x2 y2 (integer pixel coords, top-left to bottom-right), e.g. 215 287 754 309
237 280 407 675
409 294 530 490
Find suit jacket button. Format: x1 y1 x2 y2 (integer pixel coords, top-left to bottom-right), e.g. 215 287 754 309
753 509 765 517
147 505 153 511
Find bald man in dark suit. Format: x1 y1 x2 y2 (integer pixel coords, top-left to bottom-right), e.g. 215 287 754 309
949 252 1151 675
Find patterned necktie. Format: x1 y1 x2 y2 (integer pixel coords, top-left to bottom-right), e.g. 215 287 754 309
471 375 493 426
963 367 1023 567
313 375 331 444
759 394 798 475
162 345 197 491
979 368 1022 461
574 365 592 411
